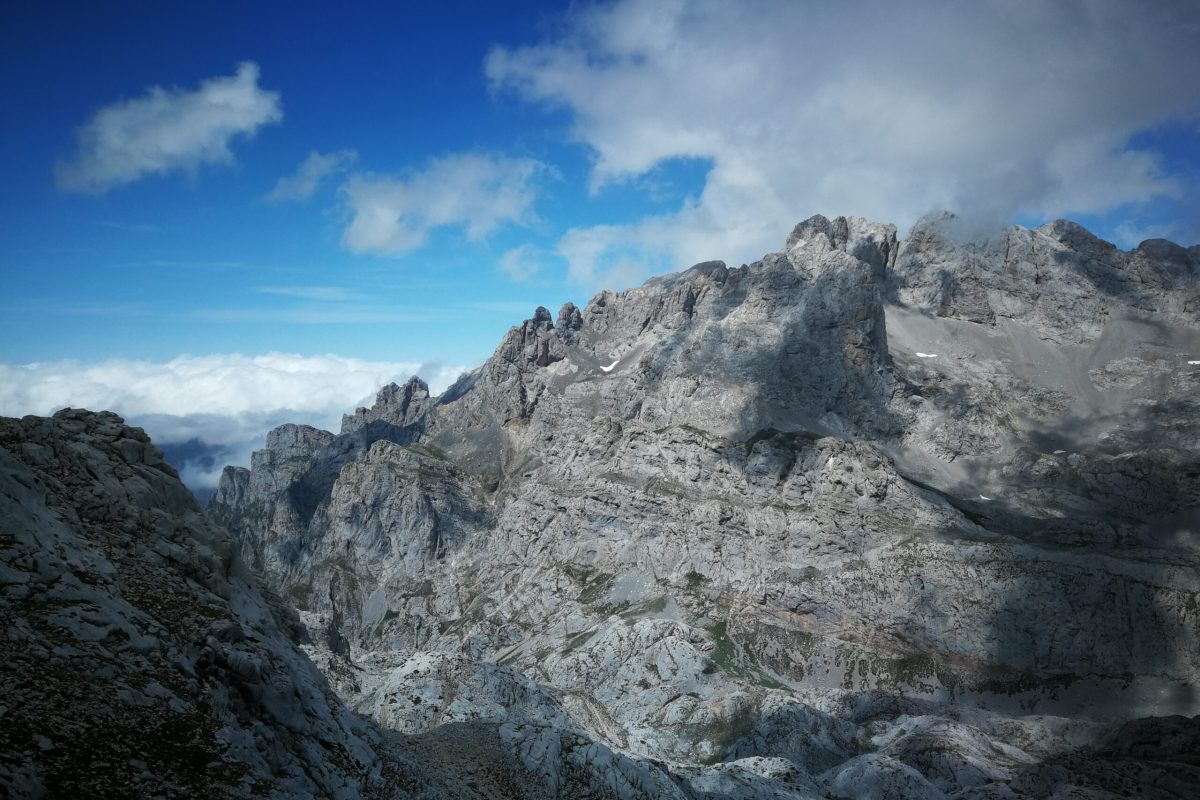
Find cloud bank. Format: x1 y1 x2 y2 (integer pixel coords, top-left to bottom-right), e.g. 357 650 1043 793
341 153 545 255
56 62 282 193
487 0 1200 287
0 353 466 490
265 148 357 202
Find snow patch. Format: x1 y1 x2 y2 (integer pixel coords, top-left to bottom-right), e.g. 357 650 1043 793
600 360 620 373
979 495 991 501
916 352 938 358
1188 360 1200 365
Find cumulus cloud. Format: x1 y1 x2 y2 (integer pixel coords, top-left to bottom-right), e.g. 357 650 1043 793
56 62 282 194
265 148 357 202
341 153 545 255
487 0 1200 287
0 353 467 490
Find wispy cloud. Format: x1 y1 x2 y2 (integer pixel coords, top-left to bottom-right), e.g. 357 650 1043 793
488 0 1200 287
498 243 545 282
0 299 154 318
257 285 365 302
190 305 440 325
55 62 282 194
340 153 546 256
98 221 160 233
264 148 356 202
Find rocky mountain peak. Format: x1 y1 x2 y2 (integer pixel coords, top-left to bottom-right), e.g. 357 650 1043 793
785 213 898 277
341 375 432 436
556 302 583 343
496 305 568 369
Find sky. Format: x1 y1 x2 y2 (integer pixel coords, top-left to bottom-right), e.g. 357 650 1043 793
2 0 1199 489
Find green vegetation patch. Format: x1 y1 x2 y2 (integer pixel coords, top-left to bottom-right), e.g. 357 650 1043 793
619 595 668 620
694 704 758 764
562 629 597 654
408 443 450 461
705 620 788 689
573 571 615 605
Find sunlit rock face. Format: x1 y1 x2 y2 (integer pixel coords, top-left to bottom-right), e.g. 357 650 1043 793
10 214 1197 798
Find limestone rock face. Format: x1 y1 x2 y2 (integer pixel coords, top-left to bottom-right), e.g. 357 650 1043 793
2 410 760 799
207 215 1200 798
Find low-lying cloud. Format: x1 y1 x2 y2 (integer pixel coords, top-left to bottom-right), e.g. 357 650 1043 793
341 153 546 256
0 353 467 492
488 0 1200 288
56 62 282 194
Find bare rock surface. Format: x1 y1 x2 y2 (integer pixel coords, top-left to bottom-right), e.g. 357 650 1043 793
0 410 729 798
208 214 1200 798
8 213 1200 798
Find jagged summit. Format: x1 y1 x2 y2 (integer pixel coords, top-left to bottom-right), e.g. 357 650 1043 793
194 214 1200 797
341 375 431 435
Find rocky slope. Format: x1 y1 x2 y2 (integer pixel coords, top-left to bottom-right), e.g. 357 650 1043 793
5 410 786 798
206 213 1200 798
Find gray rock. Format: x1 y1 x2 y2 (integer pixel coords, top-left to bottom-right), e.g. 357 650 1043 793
205 215 1200 798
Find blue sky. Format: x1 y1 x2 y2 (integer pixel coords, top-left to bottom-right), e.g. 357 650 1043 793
0 1 691 366
2 0 1198 487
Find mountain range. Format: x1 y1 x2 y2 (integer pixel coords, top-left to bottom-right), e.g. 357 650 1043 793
4 213 1199 798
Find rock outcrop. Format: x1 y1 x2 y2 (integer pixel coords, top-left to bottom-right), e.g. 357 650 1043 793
195 214 1200 797
5 409 797 799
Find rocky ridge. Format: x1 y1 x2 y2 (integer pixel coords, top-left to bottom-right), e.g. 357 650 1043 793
209 213 1200 797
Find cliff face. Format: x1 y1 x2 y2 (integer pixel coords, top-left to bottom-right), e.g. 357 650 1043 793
203 214 1200 798
4 409 766 800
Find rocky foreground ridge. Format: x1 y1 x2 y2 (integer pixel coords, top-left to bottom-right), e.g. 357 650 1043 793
3 410 776 798
3 213 1200 798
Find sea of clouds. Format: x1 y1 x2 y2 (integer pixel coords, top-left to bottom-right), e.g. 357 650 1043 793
0 353 467 495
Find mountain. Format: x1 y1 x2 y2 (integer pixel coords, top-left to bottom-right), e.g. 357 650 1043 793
205 213 1200 797
4 213 1199 798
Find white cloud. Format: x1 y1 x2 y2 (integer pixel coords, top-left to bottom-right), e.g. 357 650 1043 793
265 148 357 202
0 354 468 489
341 153 545 255
498 244 545 281
56 62 282 194
487 0 1200 287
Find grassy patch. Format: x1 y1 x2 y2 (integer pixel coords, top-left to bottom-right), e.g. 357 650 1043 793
620 595 668 620
706 620 788 689
694 704 758 763
562 629 597 654
685 570 708 588
576 571 615 605
408 443 449 461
